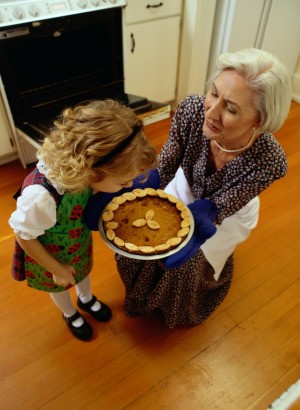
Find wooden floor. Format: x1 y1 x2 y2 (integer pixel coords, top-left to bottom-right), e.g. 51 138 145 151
0 102 299 410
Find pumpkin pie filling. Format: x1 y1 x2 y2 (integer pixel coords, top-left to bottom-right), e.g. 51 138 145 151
101 188 191 255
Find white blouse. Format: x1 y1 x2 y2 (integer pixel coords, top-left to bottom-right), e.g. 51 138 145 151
164 168 260 281
8 160 65 240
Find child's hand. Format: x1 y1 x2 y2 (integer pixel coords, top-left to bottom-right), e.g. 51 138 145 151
52 264 76 287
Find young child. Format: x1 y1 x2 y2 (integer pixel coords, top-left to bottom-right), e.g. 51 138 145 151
9 99 157 341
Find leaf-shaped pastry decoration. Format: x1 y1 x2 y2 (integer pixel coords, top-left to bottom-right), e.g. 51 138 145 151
145 209 155 220
132 219 147 227
114 237 125 247
125 242 140 252
106 228 115 241
181 218 191 228
155 243 171 252
112 196 126 204
144 188 158 196
167 237 182 246
181 209 189 219
139 246 156 253
147 220 160 230
106 202 119 211
177 227 189 237
133 189 147 197
106 221 118 229
122 192 136 201
167 194 178 204
176 201 186 211
102 210 114 222
157 189 168 198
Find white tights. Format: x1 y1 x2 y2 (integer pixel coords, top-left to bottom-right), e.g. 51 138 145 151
50 275 93 317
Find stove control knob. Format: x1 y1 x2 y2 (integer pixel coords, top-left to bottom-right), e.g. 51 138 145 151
91 0 102 6
77 0 88 8
28 4 41 17
13 6 25 20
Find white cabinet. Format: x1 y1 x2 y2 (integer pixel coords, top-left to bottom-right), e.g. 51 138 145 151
259 0 300 76
122 0 182 103
208 0 300 77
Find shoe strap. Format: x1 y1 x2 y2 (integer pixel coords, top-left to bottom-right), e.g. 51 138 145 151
63 310 82 324
80 295 98 309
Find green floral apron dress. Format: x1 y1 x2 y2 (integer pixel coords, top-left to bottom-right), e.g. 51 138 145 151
24 189 93 293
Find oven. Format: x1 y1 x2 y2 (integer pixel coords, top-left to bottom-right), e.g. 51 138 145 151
0 0 150 166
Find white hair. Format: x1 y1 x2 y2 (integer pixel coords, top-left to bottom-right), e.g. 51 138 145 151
207 48 292 133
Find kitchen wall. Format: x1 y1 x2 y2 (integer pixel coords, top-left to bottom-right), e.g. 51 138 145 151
176 0 300 106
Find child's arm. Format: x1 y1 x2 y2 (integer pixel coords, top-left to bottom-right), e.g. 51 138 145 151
16 235 75 287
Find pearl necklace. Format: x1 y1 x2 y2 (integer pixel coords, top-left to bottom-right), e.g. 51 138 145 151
213 133 256 153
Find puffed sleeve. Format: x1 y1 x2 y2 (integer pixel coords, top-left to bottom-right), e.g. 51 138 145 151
9 185 57 240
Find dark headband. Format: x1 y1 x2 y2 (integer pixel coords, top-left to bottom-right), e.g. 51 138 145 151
92 122 143 168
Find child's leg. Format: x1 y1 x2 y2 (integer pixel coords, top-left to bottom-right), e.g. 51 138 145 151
76 275 112 322
50 289 93 341
50 290 83 326
76 275 100 311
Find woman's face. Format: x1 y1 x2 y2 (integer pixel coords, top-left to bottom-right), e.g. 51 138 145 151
90 169 141 193
203 69 260 148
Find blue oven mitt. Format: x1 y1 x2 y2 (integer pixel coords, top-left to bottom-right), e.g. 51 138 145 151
133 168 160 190
84 169 160 230
84 190 122 230
163 199 217 269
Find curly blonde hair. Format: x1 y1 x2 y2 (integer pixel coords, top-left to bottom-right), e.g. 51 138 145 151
37 100 157 193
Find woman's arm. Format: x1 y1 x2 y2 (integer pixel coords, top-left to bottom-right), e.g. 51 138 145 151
16 235 75 287
212 136 288 223
158 95 207 189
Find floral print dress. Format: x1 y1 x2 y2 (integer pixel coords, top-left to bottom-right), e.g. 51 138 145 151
116 94 288 328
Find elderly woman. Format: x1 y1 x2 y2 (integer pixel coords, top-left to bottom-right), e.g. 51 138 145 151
113 48 291 328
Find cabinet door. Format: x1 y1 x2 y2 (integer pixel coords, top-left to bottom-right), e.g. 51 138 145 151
261 0 300 75
123 16 181 102
124 0 182 24
211 0 300 76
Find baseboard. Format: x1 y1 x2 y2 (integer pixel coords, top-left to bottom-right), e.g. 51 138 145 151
292 73 300 103
0 152 18 165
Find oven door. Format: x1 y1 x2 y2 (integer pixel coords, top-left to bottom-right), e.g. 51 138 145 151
0 9 127 142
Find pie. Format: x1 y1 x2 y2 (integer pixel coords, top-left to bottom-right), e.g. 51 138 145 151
101 188 191 255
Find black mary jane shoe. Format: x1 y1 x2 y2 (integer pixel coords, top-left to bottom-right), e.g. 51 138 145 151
62 311 93 341
77 295 112 322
